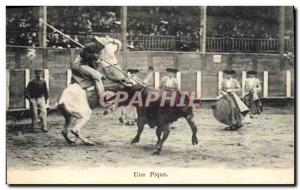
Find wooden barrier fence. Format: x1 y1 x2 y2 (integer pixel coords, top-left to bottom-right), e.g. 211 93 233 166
6 69 294 111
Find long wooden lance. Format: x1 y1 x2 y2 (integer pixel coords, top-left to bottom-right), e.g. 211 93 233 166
39 19 146 86
39 19 85 48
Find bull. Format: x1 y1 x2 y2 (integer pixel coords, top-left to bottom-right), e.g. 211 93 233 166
115 85 199 154
57 81 199 155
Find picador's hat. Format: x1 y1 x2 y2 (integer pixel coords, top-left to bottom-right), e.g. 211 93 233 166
107 12 116 17
94 36 107 45
148 66 154 71
223 69 236 75
127 69 139 74
166 68 178 73
247 71 257 75
34 69 43 74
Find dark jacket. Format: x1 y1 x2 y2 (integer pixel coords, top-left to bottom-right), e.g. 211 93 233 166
25 78 49 100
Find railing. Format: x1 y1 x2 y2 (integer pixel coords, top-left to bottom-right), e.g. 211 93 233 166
77 33 176 51
7 30 294 53
206 37 294 53
206 37 278 53
285 38 294 52
130 35 176 51
76 32 122 44
87 34 293 53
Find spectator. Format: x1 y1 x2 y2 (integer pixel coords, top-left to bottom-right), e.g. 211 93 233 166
6 6 283 52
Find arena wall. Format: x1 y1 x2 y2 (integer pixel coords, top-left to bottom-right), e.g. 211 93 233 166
7 46 294 71
6 47 294 111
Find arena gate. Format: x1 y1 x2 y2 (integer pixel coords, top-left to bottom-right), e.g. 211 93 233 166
6 46 294 111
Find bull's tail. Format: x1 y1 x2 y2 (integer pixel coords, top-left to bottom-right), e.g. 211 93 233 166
47 100 60 114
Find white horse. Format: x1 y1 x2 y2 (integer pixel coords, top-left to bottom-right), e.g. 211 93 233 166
58 83 96 145
57 36 127 145
57 36 155 145
57 75 151 145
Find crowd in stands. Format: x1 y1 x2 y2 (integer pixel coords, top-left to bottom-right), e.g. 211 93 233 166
6 7 39 47
126 7 200 51
6 6 288 51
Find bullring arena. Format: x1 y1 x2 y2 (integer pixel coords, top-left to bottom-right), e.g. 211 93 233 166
6 6 294 184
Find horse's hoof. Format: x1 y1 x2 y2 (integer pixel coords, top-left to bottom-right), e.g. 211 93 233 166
67 138 76 144
41 128 48 133
152 148 161 155
65 138 76 144
61 132 76 144
84 141 95 146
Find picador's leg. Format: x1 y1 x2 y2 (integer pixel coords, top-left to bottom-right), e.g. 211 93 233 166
153 124 170 155
131 118 145 144
79 65 104 105
95 81 105 100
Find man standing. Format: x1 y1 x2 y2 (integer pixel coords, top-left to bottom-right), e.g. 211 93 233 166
25 69 49 132
159 68 179 130
244 71 263 116
119 69 140 126
159 68 179 91
213 70 250 130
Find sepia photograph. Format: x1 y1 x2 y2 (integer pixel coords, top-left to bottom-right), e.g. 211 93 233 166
5 5 295 185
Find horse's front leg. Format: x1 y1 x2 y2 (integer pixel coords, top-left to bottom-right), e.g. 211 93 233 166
152 124 170 155
70 110 95 146
186 115 198 145
131 118 145 144
59 105 76 144
62 114 76 144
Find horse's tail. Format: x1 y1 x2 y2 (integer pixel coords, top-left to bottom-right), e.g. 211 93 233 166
48 85 68 114
50 101 59 110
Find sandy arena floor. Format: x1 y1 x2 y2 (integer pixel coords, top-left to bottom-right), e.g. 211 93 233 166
6 107 294 170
